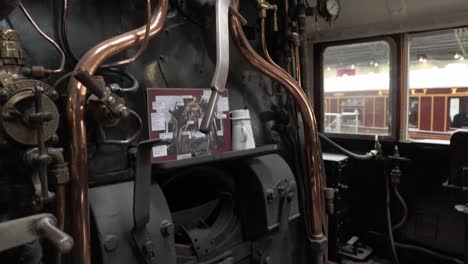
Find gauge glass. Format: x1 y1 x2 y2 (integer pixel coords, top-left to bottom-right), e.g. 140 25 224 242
326 0 340 17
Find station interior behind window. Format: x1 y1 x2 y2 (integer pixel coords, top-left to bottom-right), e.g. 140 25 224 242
408 27 468 141
323 41 391 136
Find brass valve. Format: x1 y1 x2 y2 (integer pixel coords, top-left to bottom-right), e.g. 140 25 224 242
258 0 278 32
289 32 301 46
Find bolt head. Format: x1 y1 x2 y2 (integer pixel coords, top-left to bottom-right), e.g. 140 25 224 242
103 235 119 252
107 96 116 104
160 220 173 237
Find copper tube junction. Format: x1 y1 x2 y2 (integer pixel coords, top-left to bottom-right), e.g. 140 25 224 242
232 0 326 238
66 1 169 263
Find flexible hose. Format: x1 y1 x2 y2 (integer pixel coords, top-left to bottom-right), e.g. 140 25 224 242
392 185 408 231
369 231 463 264
385 168 400 264
319 133 375 160
396 242 463 264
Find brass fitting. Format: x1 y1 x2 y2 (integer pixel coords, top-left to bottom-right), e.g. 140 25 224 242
289 32 301 46
258 0 278 31
50 164 70 185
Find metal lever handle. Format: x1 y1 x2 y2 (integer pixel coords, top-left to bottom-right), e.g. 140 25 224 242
74 68 107 99
199 0 230 134
36 216 74 253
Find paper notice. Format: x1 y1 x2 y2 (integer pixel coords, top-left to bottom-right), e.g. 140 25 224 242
152 145 168 158
153 101 166 112
177 153 192 160
151 113 166 131
159 132 173 140
202 90 212 100
217 97 229 112
216 113 227 119
192 131 206 139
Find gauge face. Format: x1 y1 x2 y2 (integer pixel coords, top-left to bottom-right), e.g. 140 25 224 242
326 0 341 17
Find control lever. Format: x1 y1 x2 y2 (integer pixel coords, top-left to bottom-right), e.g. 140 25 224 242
199 0 230 134
36 216 74 253
0 213 73 253
73 68 106 99
74 68 129 120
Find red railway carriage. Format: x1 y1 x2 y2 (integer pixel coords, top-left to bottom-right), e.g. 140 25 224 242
324 87 468 140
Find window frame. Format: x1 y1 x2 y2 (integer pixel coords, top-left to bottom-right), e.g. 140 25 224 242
317 36 398 141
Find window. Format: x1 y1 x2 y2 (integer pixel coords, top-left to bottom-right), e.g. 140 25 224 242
407 28 468 141
322 40 393 136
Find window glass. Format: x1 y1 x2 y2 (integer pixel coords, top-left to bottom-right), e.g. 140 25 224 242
323 41 392 136
408 28 468 141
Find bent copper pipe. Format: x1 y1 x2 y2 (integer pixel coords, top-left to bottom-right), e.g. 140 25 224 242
232 0 326 238
102 0 152 68
19 1 66 73
66 1 168 263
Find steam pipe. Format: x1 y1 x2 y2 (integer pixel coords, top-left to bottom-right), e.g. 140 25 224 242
295 0 310 96
18 1 65 74
231 0 325 240
66 1 168 263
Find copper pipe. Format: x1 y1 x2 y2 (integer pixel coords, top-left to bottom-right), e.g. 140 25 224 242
55 185 66 264
18 1 65 74
102 0 152 68
260 18 276 65
231 0 325 237
66 1 168 263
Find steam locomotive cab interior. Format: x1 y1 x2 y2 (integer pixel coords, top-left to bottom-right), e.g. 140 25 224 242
0 0 468 264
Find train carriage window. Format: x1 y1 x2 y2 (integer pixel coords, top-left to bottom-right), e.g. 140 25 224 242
322 40 394 137
408 28 468 142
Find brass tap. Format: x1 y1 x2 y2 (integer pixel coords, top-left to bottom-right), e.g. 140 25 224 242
258 0 278 32
289 32 301 46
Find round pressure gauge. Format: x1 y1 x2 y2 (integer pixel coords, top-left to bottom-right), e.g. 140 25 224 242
318 0 341 22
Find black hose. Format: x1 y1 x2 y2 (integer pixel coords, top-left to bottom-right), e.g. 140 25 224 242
59 0 80 65
385 167 400 264
319 133 375 160
392 185 408 231
369 231 464 264
51 68 139 92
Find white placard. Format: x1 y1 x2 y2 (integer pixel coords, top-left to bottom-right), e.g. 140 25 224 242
153 101 166 112
151 113 166 131
202 90 212 100
159 132 173 140
216 113 227 119
177 153 192 160
192 131 206 139
152 145 167 158
217 97 229 112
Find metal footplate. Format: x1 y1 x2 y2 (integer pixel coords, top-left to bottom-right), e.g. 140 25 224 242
199 0 230 133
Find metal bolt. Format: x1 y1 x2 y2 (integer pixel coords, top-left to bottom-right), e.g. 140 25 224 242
287 190 295 203
103 235 119 252
119 106 130 118
107 96 115 104
142 241 155 261
264 256 271 263
266 188 275 202
48 90 59 101
160 220 173 237
0 89 8 101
